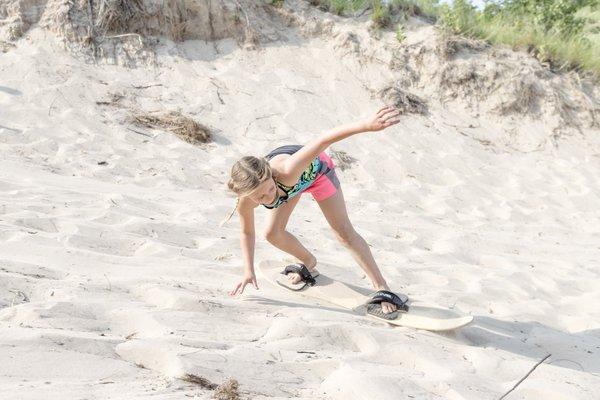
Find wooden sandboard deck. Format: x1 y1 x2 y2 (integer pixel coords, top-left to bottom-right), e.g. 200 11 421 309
258 260 473 332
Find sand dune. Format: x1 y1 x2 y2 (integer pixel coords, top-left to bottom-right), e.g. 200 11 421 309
1 1 599 399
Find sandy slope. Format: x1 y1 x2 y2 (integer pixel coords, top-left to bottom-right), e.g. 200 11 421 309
1 1 600 399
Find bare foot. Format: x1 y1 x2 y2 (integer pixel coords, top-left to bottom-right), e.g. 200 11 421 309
375 285 398 314
381 301 397 314
287 255 318 284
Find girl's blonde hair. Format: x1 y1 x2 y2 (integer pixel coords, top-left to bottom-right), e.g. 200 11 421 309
220 156 273 226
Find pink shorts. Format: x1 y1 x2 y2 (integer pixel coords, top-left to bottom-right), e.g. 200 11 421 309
303 152 340 201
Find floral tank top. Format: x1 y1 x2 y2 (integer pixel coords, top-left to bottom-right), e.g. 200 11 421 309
262 145 325 209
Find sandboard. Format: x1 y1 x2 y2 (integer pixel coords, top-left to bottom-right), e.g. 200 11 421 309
257 260 473 331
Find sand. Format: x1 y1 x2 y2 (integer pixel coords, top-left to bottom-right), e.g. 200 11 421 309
1 1 600 399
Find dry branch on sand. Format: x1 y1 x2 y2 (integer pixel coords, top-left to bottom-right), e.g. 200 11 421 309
181 373 218 389
130 111 213 145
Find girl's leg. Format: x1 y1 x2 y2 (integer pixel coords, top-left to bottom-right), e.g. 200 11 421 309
316 188 397 314
264 195 317 280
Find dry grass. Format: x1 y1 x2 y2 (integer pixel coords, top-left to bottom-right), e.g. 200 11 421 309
378 85 428 115
181 373 218 389
496 76 542 115
130 111 212 145
330 150 358 171
213 378 241 400
180 375 240 399
96 0 145 33
435 32 488 60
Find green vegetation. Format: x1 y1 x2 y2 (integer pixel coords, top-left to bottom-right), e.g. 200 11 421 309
372 1 392 27
298 0 600 78
306 0 437 21
396 23 406 42
436 0 600 77
307 0 367 16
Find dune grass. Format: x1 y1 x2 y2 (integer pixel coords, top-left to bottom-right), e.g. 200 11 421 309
307 0 438 20
434 0 600 78
302 0 600 78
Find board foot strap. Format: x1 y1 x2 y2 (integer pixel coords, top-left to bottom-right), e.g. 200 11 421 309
281 263 318 287
366 290 410 320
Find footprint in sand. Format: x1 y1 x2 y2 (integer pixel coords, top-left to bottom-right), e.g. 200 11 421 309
131 284 224 312
0 301 109 332
123 222 198 249
262 318 379 354
13 217 60 233
0 260 67 308
67 230 145 257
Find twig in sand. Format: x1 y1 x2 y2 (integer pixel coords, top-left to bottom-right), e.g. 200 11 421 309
131 83 163 89
243 113 280 136
103 273 112 291
126 127 154 138
498 354 551 400
125 332 137 340
210 79 226 105
284 86 317 96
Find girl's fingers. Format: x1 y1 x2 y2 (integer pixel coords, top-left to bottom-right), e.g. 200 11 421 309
229 284 240 296
381 113 400 123
377 105 395 116
378 108 398 120
384 120 400 127
383 109 400 118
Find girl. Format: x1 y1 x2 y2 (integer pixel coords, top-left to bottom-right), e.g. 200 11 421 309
226 105 405 316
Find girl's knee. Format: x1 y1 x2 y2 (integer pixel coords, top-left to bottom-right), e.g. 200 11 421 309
264 229 284 243
334 226 358 247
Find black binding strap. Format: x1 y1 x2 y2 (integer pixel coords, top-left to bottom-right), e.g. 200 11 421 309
281 263 316 287
366 290 409 312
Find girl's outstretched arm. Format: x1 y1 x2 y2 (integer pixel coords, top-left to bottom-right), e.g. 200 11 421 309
281 105 400 179
229 197 259 296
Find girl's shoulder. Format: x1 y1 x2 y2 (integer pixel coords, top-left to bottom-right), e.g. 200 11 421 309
238 196 258 212
268 154 297 187
267 153 290 170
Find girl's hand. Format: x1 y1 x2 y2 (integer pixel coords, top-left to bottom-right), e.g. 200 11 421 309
229 271 259 296
364 105 401 132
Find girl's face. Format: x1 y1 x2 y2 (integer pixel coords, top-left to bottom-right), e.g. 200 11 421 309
246 178 278 205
